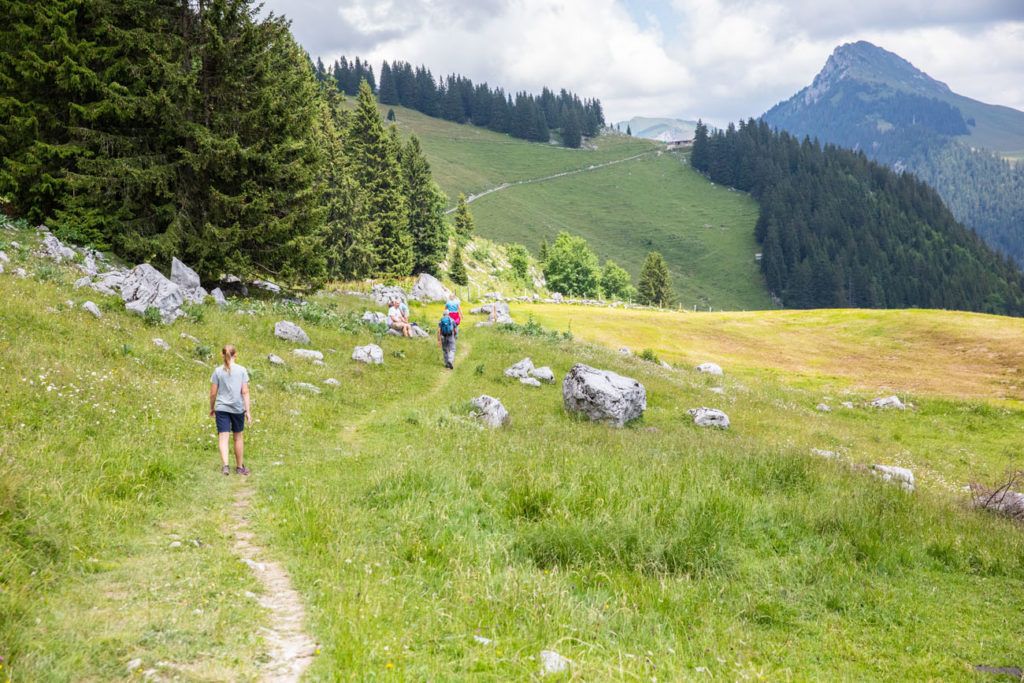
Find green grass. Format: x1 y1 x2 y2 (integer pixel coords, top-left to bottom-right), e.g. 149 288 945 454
385 106 771 310
3 227 1024 679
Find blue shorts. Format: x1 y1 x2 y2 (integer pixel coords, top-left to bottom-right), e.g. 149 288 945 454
215 410 245 433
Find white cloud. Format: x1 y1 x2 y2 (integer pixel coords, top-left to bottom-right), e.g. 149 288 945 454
264 0 1024 124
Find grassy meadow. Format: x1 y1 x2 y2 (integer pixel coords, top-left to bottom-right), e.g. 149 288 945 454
2 226 1024 679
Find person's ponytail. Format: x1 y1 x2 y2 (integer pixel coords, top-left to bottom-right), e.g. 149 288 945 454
222 344 237 374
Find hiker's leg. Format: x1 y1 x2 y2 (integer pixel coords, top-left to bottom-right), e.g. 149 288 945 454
218 432 230 467
233 431 244 467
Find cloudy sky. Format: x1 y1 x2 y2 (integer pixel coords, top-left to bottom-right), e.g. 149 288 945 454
262 0 1024 126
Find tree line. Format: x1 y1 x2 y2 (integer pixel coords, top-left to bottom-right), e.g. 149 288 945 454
691 119 1024 315
317 57 605 148
0 0 450 290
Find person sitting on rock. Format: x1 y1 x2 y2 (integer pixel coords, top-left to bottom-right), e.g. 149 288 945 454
388 298 412 337
209 344 252 476
444 296 462 332
438 310 457 369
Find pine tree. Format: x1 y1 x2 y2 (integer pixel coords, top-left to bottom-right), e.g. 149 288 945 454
626 124 632 136
378 61 398 104
386 108 396 121
538 239 549 263
691 119 710 172
452 193 475 241
346 80 412 277
400 134 448 273
637 251 673 306
448 245 468 285
562 108 582 148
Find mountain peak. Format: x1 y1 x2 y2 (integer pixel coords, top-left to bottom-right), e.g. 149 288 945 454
803 41 950 105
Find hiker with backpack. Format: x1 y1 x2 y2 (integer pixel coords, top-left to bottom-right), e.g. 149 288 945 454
444 296 462 331
209 344 251 476
438 310 457 369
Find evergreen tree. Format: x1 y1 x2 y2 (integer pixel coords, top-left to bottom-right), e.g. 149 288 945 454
386 108 396 121
378 61 398 104
600 259 635 300
690 119 710 172
538 238 549 263
448 244 468 285
562 109 582 148
626 124 632 136
400 134 447 273
637 251 673 306
543 231 600 297
452 193 475 241
345 80 412 277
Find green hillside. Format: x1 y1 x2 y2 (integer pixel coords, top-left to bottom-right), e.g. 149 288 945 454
386 106 771 311
4 226 1024 678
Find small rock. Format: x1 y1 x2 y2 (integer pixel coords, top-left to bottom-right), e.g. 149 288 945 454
15 267 27 278
505 357 535 378
179 333 201 343
0 250 8 263
126 658 143 672
470 395 511 428
811 448 840 459
274 320 310 344
696 362 723 376
816 403 831 412
64 300 74 308
473 635 493 645
169 541 182 548
268 354 285 366
659 360 673 370
293 382 322 395
520 377 542 387
312 359 325 366
688 407 730 429
618 347 632 356
370 283 407 306
292 349 324 361
352 344 384 365
840 401 855 409
871 464 915 492
323 378 341 386
870 395 905 410
152 338 170 351
530 366 555 383
540 650 571 675
709 387 725 394
82 301 102 318
210 287 228 306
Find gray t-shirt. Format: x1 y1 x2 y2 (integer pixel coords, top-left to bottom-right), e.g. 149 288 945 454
210 364 249 414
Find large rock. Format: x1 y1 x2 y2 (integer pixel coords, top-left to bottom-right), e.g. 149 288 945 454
352 344 384 364
292 349 324 361
371 284 406 306
871 464 915 492
170 257 201 290
274 320 310 344
210 287 228 306
505 357 535 378
870 395 905 410
688 407 730 429
696 362 723 376
120 264 184 323
362 310 387 325
562 363 646 427
409 272 452 302
39 233 76 262
82 270 127 296
470 395 510 428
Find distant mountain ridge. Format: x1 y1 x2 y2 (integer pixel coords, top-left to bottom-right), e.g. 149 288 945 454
615 117 698 142
763 41 1024 264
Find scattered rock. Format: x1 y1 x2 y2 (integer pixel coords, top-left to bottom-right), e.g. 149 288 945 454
471 301 513 323
709 387 725 394
274 320 310 344
292 349 324 361
540 650 571 675
267 354 285 366
562 363 646 427
84 270 128 296
473 635 493 645
659 360 673 370
0 250 8 263
520 377 542 387
551 292 563 302
410 323 430 338
470 395 511 428
370 283 406 306
530 366 555 383
64 299 74 308
120 264 184 323
323 378 341 386
38 232 76 262
15 267 27 278
973 665 1024 680
696 362 723 376
152 338 170 351
971 484 1024 520
126 658 143 672
811 448 840 459
688 407 730 429
352 344 384 365
210 287 228 306
170 256 200 290
816 403 831 412
169 540 182 548
292 382 322 395
840 401 855 409
362 310 387 325
409 272 452 302
180 333 201 344
505 357 535 379
312 359 325 366
871 464 915 492
870 395 905 410
618 347 632 356
82 301 102 318
251 279 281 294
80 251 98 276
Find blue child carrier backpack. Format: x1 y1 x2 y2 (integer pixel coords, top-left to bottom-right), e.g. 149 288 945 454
439 313 455 335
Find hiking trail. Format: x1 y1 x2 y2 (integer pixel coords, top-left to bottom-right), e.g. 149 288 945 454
444 150 655 214
233 486 317 682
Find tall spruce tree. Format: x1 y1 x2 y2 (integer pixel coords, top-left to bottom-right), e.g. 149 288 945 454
346 80 412 277
400 134 448 273
452 193 475 242
448 244 468 285
638 251 673 306
562 109 582 148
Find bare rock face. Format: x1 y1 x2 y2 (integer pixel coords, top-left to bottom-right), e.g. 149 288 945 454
696 362 723 376
352 344 384 365
870 395 905 410
120 264 184 323
274 320 310 344
688 407 730 429
562 363 646 427
470 395 510 428
871 464 915 492
409 272 452 302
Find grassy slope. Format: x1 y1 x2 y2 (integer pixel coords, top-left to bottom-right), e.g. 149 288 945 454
3 227 1024 679
386 106 771 311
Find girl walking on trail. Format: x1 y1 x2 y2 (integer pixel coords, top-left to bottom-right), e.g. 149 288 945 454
209 344 252 476
445 296 462 329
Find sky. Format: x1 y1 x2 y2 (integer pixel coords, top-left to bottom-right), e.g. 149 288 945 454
262 0 1024 126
